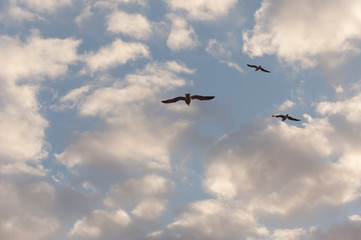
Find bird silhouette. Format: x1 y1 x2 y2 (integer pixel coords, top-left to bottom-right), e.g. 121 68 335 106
247 64 270 73
272 114 300 121
162 93 215 106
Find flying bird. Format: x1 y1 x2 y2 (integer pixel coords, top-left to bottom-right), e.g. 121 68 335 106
247 64 270 73
162 93 215 106
272 114 300 122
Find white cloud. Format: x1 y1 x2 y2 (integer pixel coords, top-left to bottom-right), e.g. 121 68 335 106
271 228 306 240
206 39 244 73
165 61 196 74
0 83 48 162
0 32 80 81
163 200 269 240
349 214 361 222
79 62 187 117
278 99 295 111
56 62 189 171
68 209 131 239
83 38 150 72
165 0 238 21
206 39 231 59
310 217 361 240
0 32 80 163
55 124 176 170
75 5 92 26
0 215 60 240
107 11 153 40
0 181 55 217
203 116 361 215
1 3 42 22
95 0 146 9
0 181 59 240
58 85 92 110
317 93 361 123
104 174 173 208
2 0 72 22
132 199 167 220
243 0 361 68
167 15 199 52
61 85 91 103
68 174 173 238
15 0 71 13
0 163 47 177
5 2 361 239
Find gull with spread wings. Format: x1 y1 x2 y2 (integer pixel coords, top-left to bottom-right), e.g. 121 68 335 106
247 64 270 73
162 93 215 106
272 114 300 122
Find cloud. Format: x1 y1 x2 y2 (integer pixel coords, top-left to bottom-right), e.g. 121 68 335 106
79 61 187 117
206 39 244 73
0 83 48 162
56 61 190 173
15 0 71 13
159 199 269 240
4 2 361 239
95 0 146 9
75 5 92 26
0 162 47 177
165 0 238 21
0 31 80 81
349 214 361 222
165 61 196 74
0 215 60 240
68 174 174 239
1 0 72 22
317 93 361 123
107 11 153 40
104 174 173 208
0 32 80 164
56 62 192 239
0 181 60 240
167 15 199 51
243 0 361 68
0 2 41 22
131 199 167 220
68 209 131 239
0 31 81 240
310 216 361 240
83 38 150 72
57 85 92 110
271 228 307 240
278 99 295 111
203 115 361 216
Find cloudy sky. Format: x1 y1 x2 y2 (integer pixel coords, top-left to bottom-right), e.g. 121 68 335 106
1 0 361 239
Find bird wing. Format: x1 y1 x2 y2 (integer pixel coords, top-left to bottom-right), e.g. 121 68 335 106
260 67 270 73
161 96 186 103
191 95 215 101
247 64 257 68
288 116 300 121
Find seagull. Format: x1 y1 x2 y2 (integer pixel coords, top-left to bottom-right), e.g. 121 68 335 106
162 93 215 106
247 64 270 73
272 114 300 122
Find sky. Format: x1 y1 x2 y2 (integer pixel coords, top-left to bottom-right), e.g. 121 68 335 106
1 0 361 239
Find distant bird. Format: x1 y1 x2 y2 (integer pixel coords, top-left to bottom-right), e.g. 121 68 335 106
162 93 215 106
247 64 270 73
272 114 300 122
